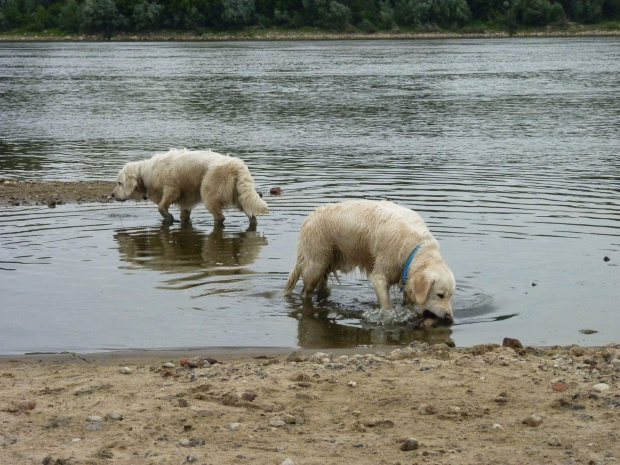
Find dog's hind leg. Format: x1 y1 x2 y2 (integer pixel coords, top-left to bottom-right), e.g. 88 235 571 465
158 186 180 224
300 262 327 300
371 273 393 309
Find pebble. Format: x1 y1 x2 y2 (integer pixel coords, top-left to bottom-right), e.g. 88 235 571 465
492 423 504 431
286 349 306 362
502 337 523 349
523 414 542 427
84 415 103 431
195 409 215 417
185 456 198 463
310 352 330 363
418 404 437 415
592 383 610 392
227 422 242 431
162 362 175 368
347 381 357 387
105 412 123 421
400 438 419 451
281 459 295 465
548 437 562 446
118 366 132 375
189 438 205 446
269 416 287 427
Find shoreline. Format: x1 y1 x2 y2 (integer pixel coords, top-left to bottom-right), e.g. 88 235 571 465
1 28 619 42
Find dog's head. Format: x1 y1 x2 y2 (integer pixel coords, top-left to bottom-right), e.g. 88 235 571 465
404 260 455 327
111 162 145 201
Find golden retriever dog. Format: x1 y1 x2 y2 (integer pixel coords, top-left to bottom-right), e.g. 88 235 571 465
111 149 268 225
283 200 456 326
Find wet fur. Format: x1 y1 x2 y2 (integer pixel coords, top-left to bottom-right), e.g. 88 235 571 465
283 200 455 323
111 149 268 225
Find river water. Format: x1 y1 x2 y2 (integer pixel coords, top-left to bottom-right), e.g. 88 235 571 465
0 38 618 354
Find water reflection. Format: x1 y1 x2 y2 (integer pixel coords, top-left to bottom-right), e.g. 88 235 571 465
114 223 268 287
286 297 454 348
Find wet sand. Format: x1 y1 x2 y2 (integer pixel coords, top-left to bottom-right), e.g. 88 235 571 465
0 178 115 207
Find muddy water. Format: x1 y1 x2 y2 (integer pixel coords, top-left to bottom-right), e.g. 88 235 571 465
0 39 619 353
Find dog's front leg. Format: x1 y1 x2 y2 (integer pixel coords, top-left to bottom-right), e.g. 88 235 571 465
158 186 180 224
371 274 393 309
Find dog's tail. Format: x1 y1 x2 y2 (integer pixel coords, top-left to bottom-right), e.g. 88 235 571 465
281 262 302 296
234 161 269 219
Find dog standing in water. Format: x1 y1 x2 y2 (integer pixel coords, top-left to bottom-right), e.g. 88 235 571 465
112 149 268 226
283 200 455 326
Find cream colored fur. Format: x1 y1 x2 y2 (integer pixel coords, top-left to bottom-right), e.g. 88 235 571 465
111 149 269 225
283 200 455 324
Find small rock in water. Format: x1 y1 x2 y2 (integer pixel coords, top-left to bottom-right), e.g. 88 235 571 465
579 329 598 335
270 186 282 195
603 256 610 262
400 438 419 451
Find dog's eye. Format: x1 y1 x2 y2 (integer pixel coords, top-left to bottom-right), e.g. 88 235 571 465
437 293 445 299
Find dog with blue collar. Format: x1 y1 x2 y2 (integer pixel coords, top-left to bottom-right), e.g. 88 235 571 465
283 200 455 327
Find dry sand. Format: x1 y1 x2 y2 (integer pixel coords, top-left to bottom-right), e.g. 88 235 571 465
1 344 619 465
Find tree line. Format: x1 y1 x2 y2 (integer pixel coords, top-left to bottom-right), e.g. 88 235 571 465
1 0 618 34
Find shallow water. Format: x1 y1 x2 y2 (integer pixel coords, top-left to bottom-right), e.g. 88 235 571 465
0 39 619 354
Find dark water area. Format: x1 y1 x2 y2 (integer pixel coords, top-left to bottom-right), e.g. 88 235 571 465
0 38 619 354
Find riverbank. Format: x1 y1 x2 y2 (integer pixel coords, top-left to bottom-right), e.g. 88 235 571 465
1 24 619 41
1 343 618 464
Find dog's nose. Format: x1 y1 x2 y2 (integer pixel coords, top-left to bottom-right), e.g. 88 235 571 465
444 314 454 325
111 192 116 199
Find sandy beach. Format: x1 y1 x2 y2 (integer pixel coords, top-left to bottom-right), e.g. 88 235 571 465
1 343 619 465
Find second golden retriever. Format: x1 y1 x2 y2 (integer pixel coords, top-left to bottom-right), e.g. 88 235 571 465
111 149 268 226
283 200 455 326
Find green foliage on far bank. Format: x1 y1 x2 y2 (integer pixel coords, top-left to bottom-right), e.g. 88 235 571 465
1 0 619 35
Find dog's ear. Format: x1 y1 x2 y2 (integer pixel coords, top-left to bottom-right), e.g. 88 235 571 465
414 272 434 306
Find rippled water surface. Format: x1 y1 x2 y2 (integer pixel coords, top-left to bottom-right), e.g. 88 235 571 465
1 39 619 354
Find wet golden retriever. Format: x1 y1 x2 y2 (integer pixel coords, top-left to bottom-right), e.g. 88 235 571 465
283 200 455 326
111 149 268 225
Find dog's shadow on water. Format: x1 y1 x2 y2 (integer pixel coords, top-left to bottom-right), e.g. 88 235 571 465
113 222 268 285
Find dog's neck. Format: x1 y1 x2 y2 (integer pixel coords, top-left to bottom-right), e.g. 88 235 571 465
400 242 424 290
136 177 147 199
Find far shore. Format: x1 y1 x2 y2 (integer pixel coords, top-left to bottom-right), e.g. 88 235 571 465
1 26 619 42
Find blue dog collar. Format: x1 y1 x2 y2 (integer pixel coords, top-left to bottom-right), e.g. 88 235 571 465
400 243 424 291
